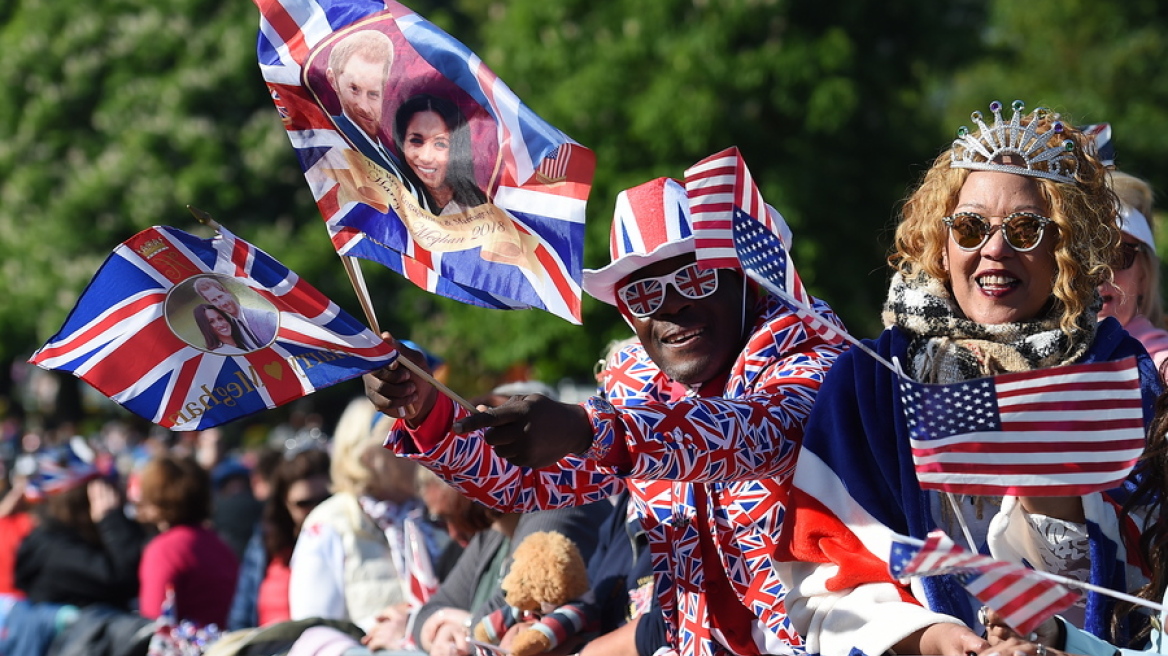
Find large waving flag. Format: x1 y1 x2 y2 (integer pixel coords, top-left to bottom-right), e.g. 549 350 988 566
254 0 595 323
30 226 398 430
900 357 1145 497
890 530 1079 635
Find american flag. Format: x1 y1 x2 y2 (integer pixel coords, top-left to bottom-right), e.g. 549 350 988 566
683 147 851 346
30 226 397 430
890 529 1079 635
900 357 1145 497
685 147 787 273
254 0 594 324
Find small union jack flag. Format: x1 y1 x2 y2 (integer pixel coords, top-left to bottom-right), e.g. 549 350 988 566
890 529 1079 635
30 225 397 430
23 445 100 501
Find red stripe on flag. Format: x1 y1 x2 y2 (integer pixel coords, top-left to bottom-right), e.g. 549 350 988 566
32 293 166 363
997 378 1141 397
90 316 191 394
533 242 580 320
243 350 305 405
158 356 205 428
277 328 394 359
273 279 332 319
1001 419 1145 432
230 235 253 278
916 458 1139 476
912 438 1145 457
918 481 1127 496
1002 398 1144 413
256 0 311 63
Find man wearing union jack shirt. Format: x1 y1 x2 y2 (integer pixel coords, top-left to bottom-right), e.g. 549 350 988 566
366 176 847 656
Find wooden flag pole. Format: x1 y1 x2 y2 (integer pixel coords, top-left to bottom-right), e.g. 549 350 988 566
338 255 477 413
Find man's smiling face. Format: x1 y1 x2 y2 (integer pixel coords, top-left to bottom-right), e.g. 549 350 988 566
620 253 745 386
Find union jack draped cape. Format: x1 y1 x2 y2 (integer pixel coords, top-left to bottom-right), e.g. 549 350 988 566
253 0 594 323
386 294 846 656
31 226 397 430
776 320 1160 656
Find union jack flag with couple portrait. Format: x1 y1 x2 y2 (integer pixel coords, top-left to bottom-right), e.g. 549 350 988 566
31 226 397 430
254 0 595 323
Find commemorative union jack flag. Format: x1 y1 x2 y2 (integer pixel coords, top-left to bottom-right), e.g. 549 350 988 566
890 529 1079 635
900 357 1145 497
30 226 398 430
253 0 595 323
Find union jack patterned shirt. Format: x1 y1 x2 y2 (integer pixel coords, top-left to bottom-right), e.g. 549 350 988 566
385 294 846 656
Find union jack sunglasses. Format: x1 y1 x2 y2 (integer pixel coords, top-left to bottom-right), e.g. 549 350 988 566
617 262 719 318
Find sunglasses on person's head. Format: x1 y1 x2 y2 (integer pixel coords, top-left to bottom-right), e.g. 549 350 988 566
616 262 719 318
942 211 1053 252
1111 242 1142 271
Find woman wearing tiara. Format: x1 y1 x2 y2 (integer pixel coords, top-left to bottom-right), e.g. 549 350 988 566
775 101 1162 656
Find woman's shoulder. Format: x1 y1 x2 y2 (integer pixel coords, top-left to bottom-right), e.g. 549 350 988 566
1092 316 1147 356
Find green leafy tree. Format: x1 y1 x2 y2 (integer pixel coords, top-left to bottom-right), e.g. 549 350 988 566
416 0 989 386
942 0 1168 196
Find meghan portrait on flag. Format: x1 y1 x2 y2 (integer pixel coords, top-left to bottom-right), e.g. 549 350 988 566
393 93 488 216
775 100 1163 656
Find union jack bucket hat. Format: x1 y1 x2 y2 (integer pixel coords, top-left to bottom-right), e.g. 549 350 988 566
583 178 695 306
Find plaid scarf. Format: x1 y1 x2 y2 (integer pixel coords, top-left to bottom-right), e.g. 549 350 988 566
881 270 1097 383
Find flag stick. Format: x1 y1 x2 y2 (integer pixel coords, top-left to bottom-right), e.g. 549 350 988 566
743 270 902 374
896 535 1167 614
188 204 221 230
339 255 477 413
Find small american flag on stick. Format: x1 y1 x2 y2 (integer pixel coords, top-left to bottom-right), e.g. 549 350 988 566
686 147 864 354
900 357 1145 497
890 529 1079 636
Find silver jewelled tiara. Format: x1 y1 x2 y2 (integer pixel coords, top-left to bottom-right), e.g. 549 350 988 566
950 100 1078 184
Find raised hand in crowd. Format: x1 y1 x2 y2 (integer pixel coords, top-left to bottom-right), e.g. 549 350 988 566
86 478 121 524
364 335 438 422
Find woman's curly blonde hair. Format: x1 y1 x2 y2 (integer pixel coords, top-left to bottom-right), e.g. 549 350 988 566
889 110 1120 334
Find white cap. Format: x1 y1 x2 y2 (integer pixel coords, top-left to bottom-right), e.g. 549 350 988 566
1119 203 1157 254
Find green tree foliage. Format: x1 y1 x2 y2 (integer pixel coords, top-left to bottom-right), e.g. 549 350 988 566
11 0 1166 429
942 0 1168 193
418 0 989 388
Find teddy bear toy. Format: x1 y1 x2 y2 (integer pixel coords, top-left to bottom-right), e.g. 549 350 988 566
472 531 591 656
